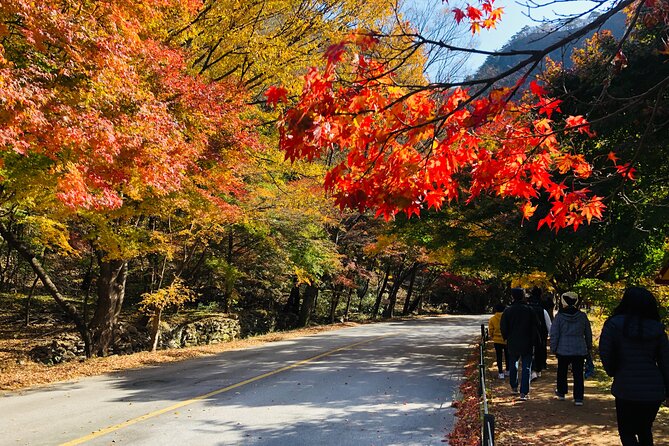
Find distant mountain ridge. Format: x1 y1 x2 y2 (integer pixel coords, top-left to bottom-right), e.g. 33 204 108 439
474 12 627 86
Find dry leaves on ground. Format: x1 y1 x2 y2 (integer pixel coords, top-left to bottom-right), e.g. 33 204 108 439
0 323 359 391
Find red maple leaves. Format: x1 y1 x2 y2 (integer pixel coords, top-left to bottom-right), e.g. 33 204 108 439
451 0 504 33
271 36 617 231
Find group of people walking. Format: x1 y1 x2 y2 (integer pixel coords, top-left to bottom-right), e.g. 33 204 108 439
488 286 669 446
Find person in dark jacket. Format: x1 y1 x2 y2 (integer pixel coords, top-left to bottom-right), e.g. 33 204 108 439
550 291 592 406
599 287 669 446
528 286 551 380
500 288 540 400
543 292 555 322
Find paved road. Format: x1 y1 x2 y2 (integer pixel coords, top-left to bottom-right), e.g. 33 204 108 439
0 315 487 446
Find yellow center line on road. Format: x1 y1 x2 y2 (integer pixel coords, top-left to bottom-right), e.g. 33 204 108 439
60 334 392 446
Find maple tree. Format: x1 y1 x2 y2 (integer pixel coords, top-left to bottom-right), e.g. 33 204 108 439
140 278 196 352
273 39 605 231
0 0 665 363
270 0 669 231
396 9 669 291
0 0 256 355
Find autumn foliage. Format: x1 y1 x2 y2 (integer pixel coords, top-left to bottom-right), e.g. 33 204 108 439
273 34 607 231
0 0 255 213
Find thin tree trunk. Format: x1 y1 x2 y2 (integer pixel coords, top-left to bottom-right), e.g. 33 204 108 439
0 223 92 356
408 293 424 314
383 265 409 318
24 275 39 327
343 287 354 321
357 278 369 313
372 263 391 318
89 257 128 356
149 309 162 352
0 241 11 291
383 282 399 318
402 265 419 315
82 253 94 326
223 231 234 312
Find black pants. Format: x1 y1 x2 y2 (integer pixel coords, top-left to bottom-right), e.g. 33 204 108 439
615 398 662 446
493 343 509 374
533 338 547 372
556 354 585 400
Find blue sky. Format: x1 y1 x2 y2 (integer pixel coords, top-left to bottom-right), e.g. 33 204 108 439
469 0 606 68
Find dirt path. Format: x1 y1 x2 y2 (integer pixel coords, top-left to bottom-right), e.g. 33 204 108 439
488 354 669 445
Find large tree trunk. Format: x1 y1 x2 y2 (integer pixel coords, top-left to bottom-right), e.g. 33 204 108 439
383 265 407 319
0 223 93 356
298 284 318 327
285 277 301 314
89 257 128 356
329 286 341 323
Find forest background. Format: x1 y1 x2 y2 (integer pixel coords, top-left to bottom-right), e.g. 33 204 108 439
0 0 667 368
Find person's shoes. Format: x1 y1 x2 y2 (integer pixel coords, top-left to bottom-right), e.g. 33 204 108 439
574 400 584 406
537 371 542 377
554 390 566 401
511 387 519 395
498 373 505 379
519 393 529 401
504 371 510 377
531 371 538 381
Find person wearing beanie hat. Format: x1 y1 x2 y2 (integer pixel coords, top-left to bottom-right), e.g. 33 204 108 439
500 288 542 400
561 291 578 308
550 291 593 406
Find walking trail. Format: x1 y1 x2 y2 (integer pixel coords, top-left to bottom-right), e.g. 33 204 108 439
488 354 669 445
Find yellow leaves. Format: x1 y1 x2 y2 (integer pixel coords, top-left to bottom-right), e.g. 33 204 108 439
139 277 196 314
185 0 395 95
22 215 75 255
294 267 312 285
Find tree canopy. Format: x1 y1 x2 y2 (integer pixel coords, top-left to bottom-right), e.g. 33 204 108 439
0 0 666 359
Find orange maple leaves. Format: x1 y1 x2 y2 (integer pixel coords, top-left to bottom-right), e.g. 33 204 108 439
1 0 255 213
272 35 618 231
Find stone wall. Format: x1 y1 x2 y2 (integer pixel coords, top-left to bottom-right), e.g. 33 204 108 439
30 316 241 365
30 333 87 365
161 316 240 348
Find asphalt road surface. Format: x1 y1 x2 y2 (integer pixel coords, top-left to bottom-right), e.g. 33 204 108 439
0 315 487 446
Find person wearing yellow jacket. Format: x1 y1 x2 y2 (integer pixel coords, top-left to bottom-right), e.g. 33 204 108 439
489 303 509 379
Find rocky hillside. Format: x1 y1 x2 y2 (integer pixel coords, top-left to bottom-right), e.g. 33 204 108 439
474 12 627 87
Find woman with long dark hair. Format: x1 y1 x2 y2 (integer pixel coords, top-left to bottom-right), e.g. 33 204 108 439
599 287 669 446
